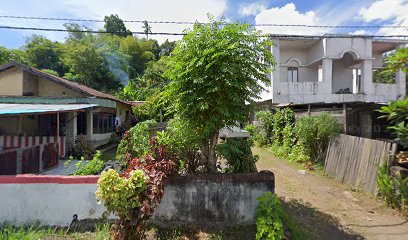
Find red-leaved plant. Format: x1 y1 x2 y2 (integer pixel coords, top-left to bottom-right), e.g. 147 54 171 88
109 138 176 239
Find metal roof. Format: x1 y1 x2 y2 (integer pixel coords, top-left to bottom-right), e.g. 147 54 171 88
0 103 97 115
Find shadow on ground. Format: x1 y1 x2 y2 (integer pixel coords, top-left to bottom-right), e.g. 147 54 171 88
149 225 256 240
282 198 365 240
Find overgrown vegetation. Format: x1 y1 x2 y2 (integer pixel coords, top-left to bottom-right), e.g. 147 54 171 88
255 192 284 240
71 150 105 176
72 135 96 160
216 138 258 173
376 162 408 215
116 120 157 163
251 109 341 167
97 138 176 239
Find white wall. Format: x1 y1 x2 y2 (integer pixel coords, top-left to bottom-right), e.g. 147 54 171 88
0 183 105 226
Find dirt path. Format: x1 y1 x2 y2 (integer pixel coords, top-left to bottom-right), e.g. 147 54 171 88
253 147 408 240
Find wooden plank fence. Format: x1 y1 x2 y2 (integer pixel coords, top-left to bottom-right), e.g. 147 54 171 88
324 134 397 194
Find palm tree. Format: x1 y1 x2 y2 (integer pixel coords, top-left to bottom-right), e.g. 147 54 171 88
142 21 152 39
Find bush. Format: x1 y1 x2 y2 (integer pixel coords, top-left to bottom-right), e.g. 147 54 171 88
116 120 157 163
97 138 176 239
216 138 258 173
72 135 95 159
295 113 341 164
255 111 274 146
156 117 202 174
71 150 105 175
376 162 408 215
244 124 260 145
256 192 284 240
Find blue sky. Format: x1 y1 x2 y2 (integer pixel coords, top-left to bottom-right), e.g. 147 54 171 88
0 0 407 49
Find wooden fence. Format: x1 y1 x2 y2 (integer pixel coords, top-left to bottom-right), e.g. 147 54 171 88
324 134 397 194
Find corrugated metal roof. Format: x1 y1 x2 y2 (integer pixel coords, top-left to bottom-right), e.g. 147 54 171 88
0 103 97 115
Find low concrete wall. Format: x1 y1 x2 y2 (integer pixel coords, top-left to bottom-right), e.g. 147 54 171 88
0 172 274 227
152 172 275 226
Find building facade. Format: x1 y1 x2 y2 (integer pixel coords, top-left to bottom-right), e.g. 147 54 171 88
0 61 133 174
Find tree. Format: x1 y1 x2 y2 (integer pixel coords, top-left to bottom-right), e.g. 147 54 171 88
165 17 275 172
385 47 408 73
104 14 132 37
23 35 64 75
159 39 176 57
0 47 27 65
142 21 152 39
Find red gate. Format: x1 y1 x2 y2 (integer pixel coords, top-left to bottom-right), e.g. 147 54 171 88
0 150 17 175
22 146 40 174
42 143 59 170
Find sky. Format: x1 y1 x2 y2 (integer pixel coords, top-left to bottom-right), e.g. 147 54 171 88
0 0 408 49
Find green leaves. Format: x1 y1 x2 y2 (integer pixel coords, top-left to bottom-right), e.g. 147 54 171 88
216 138 258 173
165 17 276 141
96 169 147 220
378 98 408 148
255 192 284 240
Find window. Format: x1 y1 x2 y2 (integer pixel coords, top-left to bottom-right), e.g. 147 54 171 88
93 113 115 134
288 67 298 82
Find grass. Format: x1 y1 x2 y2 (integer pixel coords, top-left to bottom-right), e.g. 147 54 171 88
0 223 111 240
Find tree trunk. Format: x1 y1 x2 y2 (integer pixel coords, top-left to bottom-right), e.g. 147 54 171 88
204 132 219 173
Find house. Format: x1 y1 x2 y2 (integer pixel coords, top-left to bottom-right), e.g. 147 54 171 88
260 34 407 139
0 61 133 174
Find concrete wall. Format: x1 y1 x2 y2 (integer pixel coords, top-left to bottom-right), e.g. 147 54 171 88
0 68 23 96
116 102 132 127
37 77 83 98
0 172 275 227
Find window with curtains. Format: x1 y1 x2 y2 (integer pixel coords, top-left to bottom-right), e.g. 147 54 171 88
93 113 115 134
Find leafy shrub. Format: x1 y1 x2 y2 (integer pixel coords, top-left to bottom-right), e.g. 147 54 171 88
97 138 176 239
294 113 341 164
244 124 260 145
216 138 258 173
272 108 295 146
378 99 408 147
71 150 105 175
255 111 274 146
72 135 95 159
376 162 408 215
256 192 284 240
116 120 157 163
156 117 201 174
96 169 147 219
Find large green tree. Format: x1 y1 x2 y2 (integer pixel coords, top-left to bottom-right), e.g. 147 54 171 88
104 14 132 37
165 17 275 172
23 35 64 75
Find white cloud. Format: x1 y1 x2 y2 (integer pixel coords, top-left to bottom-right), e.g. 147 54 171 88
359 0 408 35
255 3 323 35
239 2 267 16
349 30 371 35
359 0 405 22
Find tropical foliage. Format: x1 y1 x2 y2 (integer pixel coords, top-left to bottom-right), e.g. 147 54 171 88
165 16 275 172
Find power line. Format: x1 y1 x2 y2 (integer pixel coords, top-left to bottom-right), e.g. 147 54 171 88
0 25 185 36
0 25 408 39
1 15 408 29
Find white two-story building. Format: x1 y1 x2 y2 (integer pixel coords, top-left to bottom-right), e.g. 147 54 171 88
261 34 408 139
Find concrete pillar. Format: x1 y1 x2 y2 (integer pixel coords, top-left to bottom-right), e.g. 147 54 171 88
86 111 93 138
360 112 372 139
66 112 77 153
16 149 22 174
396 44 406 98
322 58 333 94
271 39 280 103
362 59 374 95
